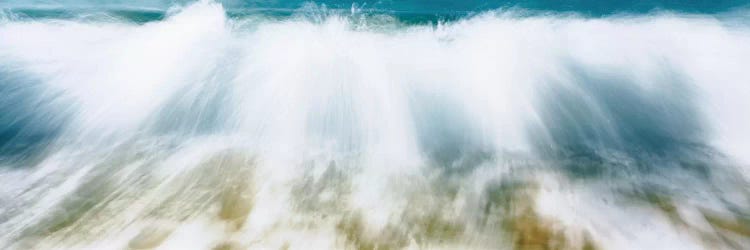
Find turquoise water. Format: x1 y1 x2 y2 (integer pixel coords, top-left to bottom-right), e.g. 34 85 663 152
2 0 749 23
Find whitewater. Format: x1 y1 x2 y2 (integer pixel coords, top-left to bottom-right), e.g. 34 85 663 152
1 1 749 249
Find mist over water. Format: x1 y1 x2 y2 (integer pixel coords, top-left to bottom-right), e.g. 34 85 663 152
1 1 750 249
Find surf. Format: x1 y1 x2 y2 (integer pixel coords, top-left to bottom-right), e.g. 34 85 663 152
1 1 749 249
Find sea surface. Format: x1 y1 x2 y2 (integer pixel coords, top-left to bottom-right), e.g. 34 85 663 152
1 1 750 249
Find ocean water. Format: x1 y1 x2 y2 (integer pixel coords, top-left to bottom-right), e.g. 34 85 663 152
1 1 750 249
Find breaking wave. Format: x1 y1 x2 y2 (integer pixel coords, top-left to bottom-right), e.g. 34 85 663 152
1 1 749 249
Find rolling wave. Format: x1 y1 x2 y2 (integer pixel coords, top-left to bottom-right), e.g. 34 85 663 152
1 1 749 249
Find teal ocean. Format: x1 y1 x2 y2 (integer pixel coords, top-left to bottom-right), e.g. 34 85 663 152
2 0 749 22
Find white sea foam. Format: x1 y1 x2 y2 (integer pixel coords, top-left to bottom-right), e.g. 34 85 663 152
1 1 749 249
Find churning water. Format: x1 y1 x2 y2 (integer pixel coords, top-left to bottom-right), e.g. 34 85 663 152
1 0 750 249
